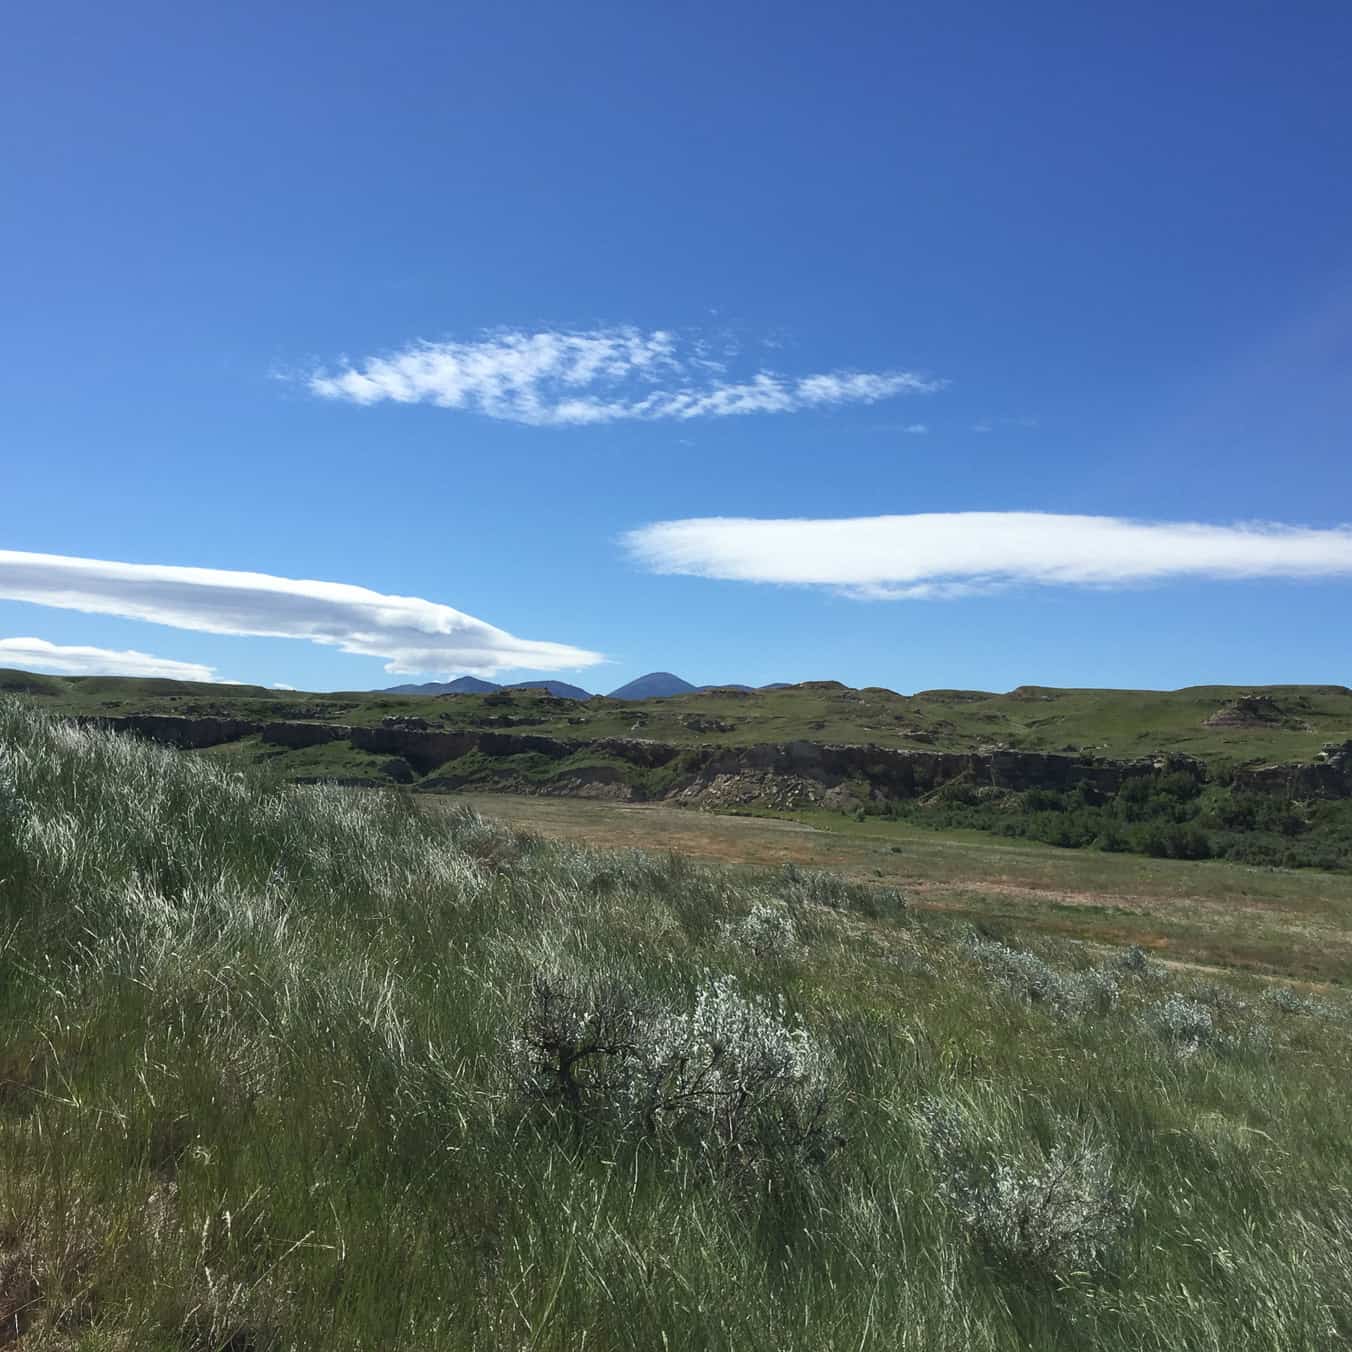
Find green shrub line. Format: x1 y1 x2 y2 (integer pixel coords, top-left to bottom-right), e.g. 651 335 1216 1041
865 771 1352 871
1 698 1350 1349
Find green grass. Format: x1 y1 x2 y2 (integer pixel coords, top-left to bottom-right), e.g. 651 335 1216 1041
203 734 408 784
2 699 1352 1349
13 667 1352 872
8 666 1352 763
446 793 1352 984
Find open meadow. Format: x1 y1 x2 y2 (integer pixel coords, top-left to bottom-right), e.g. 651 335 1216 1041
2 702 1351 1349
449 794 1352 984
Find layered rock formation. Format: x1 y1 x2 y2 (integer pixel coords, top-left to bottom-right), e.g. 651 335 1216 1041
1232 741 1352 798
1204 694 1285 728
83 714 1352 804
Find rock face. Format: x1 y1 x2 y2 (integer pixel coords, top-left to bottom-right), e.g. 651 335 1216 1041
671 741 1169 800
681 715 735 733
350 726 478 773
85 715 1352 803
1204 694 1286 728
261 721 348 749
1232 741 1352 798
86 713 264 749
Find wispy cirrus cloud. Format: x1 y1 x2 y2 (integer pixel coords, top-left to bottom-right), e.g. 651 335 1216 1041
306 326 942 426
623 512 1352 600
0 637 220 682
0 551 603 677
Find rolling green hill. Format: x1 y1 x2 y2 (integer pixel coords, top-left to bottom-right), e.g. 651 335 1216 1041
8 669 1352 871
6 667 1352 762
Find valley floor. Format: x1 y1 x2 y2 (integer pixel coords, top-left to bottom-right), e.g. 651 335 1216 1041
448 793 1352 984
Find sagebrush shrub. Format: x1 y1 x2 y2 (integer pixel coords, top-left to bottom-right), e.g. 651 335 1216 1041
511 966 649 1109
719 901 800 959
1145 994 1215 1056
512 968 841 1171
1182 979 1252 1018
916 1100 1134 1278
1263 985 1327 1018
1143 993 1272 1058
965 935 1118 1017
1108 944 1166 982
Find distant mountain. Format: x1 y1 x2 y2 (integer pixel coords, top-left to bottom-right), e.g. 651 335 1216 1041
607 672 697 700
383 676 499 695
502 680 592 700
382 676 592 700
699 683 793 692
384 673 776 701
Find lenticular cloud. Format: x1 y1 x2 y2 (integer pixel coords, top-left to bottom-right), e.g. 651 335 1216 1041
0 551 604 677
0 637 219 682
623 512 1352 599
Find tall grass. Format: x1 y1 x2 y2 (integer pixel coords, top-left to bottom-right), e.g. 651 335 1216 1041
0 698 1349 1349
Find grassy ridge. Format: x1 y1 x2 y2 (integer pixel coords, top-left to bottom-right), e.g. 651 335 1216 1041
2 701 1351 1348
7 667 1352 762
12 668 1352 873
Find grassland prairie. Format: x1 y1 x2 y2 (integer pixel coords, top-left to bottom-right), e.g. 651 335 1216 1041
2 699 1351 1348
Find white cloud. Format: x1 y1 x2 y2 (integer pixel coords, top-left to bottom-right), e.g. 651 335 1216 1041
307 326 941 426
271 682 297 691
0 551 604 677
904 424 929 435
0 637 219 682
623 512 1352 600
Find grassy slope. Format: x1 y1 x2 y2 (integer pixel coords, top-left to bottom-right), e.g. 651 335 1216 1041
7 667 1352 764
11 668 1352 876
2 700 1351 1350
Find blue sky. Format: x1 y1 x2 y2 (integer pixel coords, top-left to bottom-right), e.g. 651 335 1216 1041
3 1 1350 694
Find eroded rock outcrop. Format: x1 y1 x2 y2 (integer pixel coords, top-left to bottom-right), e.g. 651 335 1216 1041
1233 741 1352 798
87 714 1352 803
262 721 349 749
349 726 477 772
1204 694 1285 728
87 713 263 749
663 741 1175 804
